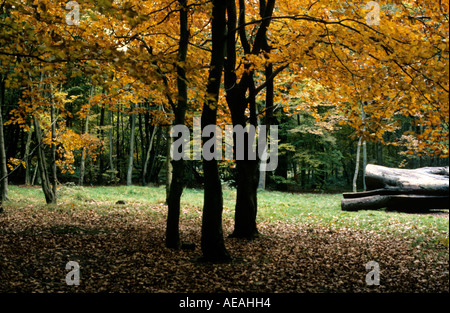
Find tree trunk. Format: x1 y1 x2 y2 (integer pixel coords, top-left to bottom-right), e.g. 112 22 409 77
79 87 93 186
165 0 190 250
231 160 259 238
362 105 367 191
31 162 38 186
353 137 362 192
138 112 145 183
149 128 162 183
34 116 56 204
98 103 105 184
116 109 121 181
126 103 137 186
200 0 231 262
224 0 270 239
377 141 383 165
108 109 116 182
0 75 9 202
24 124 33 185
165 155 184 249
165 127 172 202
50 100 57 199
142 125 157 185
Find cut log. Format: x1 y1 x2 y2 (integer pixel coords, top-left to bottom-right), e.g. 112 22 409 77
341 164 449 212
343 187 448 199
365 164 449 193
341 194 449 212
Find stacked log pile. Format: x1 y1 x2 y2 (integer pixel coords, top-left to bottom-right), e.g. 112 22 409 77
341 164 449 212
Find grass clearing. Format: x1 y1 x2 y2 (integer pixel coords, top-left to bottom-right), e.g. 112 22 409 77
1 185 448 293
7 185 449 244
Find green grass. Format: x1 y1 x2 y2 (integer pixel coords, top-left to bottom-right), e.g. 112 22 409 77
6 184 449 244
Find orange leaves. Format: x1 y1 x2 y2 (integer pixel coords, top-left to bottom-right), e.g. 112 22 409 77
265 0 449 158
7 158 26 171
49 122 103 174
1 0 447 161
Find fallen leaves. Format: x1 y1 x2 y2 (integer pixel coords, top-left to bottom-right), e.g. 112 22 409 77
0 203 448 293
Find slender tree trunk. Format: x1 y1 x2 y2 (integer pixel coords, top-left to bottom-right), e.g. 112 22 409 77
165 0 190 249
362 140 367 191
24 125 33 185
258 145 266 190
149 128 162 183
258 57 274 191
138 112 145 183
79 87 93 186
361 104 367 191
377 141 383 165
32 74 56 204
50 101 57 198
34 116 56 204
165 127 172 202
98 103 105 184
0 75 9 202
116 109 121 181
142 125 157 185
353 137 362 192
31 162 38 185
108 109 115 182
126 103 137 186
200 0 231 262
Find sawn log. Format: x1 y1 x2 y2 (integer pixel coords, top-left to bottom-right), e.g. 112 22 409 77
341 165 449 212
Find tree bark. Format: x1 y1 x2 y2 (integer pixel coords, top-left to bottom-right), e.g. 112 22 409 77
364 164 449 192
352 137 362 192
24 124 33 185
34 116 56 204
0 75 9 202
361 105 367 191
98 101 106 184
79 86 93 186
108 109 116 182
232 160 259 238
199 0 231 262
165 127 172 202
50 98 57 199
126 103 137 186
165 0 190 249
342 165 449 211
165 152 184 249
142 125 157 185
342 194 449 212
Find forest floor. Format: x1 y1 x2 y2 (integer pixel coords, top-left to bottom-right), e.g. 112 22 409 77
0 185 448 293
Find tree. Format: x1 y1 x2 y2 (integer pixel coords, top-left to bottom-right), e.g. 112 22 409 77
79 86 94 186
126 102 138 186
199 0 231 262
224 0 282 239
166 0 190 249
0 74 9 202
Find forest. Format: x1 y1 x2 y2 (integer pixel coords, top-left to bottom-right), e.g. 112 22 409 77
0 0 448 298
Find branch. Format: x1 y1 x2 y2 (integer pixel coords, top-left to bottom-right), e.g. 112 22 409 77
254 64 288 95
133 36 176 111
